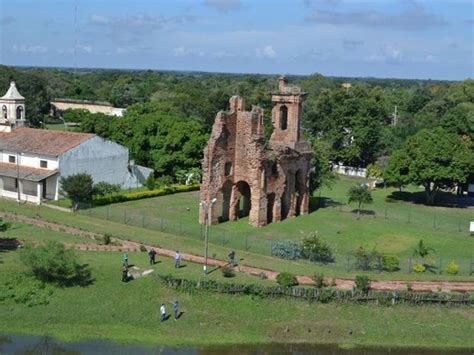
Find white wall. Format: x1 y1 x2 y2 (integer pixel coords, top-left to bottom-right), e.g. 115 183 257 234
0 150 58 170
332 163 367 178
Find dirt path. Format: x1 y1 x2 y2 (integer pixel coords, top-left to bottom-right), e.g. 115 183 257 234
3 211 474 292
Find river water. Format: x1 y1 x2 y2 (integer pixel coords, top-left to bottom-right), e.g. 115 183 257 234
0 334 471 354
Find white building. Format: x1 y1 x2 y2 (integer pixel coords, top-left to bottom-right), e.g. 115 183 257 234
0 82 152 204
0 82 26 132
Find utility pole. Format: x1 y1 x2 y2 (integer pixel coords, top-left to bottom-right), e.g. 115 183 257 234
200 198 217 274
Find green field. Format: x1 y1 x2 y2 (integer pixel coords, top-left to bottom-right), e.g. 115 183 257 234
78 176 474 279
1 240 473 350
1 176 473 281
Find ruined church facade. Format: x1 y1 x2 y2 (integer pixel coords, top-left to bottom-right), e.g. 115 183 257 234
199 76 312 227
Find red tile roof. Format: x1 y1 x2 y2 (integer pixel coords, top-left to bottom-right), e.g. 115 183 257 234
0 128 94 156
0 162 58 182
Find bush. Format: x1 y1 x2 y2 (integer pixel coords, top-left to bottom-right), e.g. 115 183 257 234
354 275 370 293
354 245 382 271
92 184 199 206
313 273 327 289
60 173 94 210
103 234 112 245
0 274 54 307
413 263 426 273
301 233 334 263
221 265 236 278
145 174 156 190
139 244 147 252
20 241 92 286
0 218 11 232
155 175 174 188
276 272 298 288
93 182 121 196
382 255 400 272
271 240 303 260
446 261 459 275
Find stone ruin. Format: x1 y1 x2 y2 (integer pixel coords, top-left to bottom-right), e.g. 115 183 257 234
199 76 312 227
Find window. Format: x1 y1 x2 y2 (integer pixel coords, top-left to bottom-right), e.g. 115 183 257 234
2 105 6 119
224 162 232 176
40 160 48 168
279 105 288 130
8 155 16 163
16 106 23 120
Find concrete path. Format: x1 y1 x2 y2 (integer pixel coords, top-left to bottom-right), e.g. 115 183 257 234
2 211 474 293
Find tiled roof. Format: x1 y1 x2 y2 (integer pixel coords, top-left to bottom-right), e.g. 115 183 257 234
0 128 94 156
0 163 58 182
1 82 24 100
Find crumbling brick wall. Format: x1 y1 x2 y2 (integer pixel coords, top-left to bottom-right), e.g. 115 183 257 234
199 76 312 227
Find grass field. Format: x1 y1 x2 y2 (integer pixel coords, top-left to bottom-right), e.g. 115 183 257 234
1 240 473 350
78 176 474 278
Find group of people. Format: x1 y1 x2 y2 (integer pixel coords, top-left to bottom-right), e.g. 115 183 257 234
160 301 180 322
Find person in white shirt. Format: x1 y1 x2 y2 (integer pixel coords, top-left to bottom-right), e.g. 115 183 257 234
160 303 166 322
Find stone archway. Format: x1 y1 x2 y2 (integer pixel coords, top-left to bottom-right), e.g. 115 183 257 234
234 181 251 218
295 169 305 216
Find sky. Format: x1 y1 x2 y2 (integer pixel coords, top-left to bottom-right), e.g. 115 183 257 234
0 0 472 80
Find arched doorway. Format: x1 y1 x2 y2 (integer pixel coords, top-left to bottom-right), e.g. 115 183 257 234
267 192 275 223
235 181 251 218
16 106 23 120
295 169 305 216
219 180 233 222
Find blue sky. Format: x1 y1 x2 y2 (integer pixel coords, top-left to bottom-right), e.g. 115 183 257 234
0 0 472 80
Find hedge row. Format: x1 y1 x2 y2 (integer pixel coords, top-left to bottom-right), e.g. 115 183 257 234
157 274 473 307
92 184 200 206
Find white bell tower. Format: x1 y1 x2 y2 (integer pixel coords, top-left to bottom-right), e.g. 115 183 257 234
0 81 26 132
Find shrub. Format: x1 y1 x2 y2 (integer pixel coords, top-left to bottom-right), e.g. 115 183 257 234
93 182 121 196
413 263 426 273
0 274 54 307
318 288 335 303
354 246 382 271
103 234 112 245
301 233 334 263
446 261 459 275
221 265 235 278
20 241 92 286
276 272 298 288
139 245 147 252
155 175 174 188
145 173 156 190
313 273 327 289
382 254 400 272
0 218 11 232
59 173 94 211
354 275 370 293
271 240 303 260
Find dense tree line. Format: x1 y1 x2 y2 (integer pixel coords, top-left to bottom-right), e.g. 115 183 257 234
0 65 472 196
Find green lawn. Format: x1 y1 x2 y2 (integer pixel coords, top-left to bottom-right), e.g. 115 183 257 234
0 176 472 281
0 246 472 350
76 176 474 278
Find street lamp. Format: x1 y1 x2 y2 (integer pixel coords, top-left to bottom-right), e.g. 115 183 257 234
200 197 217 274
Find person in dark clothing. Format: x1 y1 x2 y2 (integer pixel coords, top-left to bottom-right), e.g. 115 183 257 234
148 249 157 265
228 250 235 266
122 265 128 282
172 301 179 321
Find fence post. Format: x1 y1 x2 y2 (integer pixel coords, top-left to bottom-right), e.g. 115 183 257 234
408 258 412 273
433 215 437 229
222 231 225 246
124 210 127 224
407 211 411 224
142 214 145 228
106 206 110 220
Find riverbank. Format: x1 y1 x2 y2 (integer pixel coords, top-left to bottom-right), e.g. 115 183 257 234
0 248 472 350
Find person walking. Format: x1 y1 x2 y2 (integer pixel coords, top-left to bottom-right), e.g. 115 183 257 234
148 249 157 265
122 264 128 282
174 251 181 268
172 301 179 321
228 250 235 266
160 303 166 322
123 252 129 268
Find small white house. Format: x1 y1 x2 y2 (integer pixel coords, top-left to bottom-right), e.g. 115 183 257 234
0 82 152 204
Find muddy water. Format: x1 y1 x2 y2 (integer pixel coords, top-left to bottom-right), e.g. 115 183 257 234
0 334 471 354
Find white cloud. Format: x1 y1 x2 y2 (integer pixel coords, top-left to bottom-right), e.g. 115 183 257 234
256 45 276 59
12 45 48 54
173 46 204 57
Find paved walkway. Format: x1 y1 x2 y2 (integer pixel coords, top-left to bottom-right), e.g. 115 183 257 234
2 211 474 292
